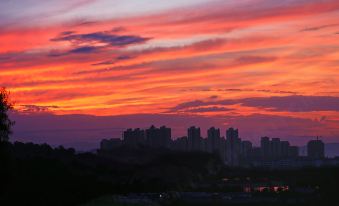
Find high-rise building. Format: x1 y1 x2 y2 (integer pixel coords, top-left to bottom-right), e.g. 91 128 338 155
145 125 159 147
188 126 202 151
226 128 241 166
281 141 290 158
260 136 270 160
119 126 306 167
241 140 253 159
250 147 262 160
159 126 171 148
201 138 208 152
172 136 188 151
219 137 226 162
123 128 145 147
206 127 226 162
307 138 325 159
145 125 171 148
260 137 295 160
271 138 282 159
288 146 299 158
207 127 221 153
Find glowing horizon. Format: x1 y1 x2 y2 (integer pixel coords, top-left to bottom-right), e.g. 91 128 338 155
1 0 339 148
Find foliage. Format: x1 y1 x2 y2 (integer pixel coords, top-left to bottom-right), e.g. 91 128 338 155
0 87 15 142
0 142 223 206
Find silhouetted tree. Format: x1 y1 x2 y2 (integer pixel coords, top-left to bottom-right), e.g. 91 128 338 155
0 87 15 142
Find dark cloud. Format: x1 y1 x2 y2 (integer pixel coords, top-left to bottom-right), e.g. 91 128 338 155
48 30 150 57
92 55 135 66
209 95 219 99
185 107 233 113
0 51 24 62
170 100 209 111
75 20 98 26
0 55 12 61
51 30 150 47
60 31 75 36
234 55 277 64
255 89 297 95
241 96 339 112
111 26 126 33
209 88 297 95
171 95 339 112
116 55 132 60
69 46 99 54
19 105 59 113
300 23 339 32
48 46 102 57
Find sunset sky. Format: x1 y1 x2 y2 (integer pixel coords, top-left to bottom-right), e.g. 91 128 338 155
1 0 339 149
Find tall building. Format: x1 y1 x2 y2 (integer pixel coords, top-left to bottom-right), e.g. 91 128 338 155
288 146 299 158
188 126 202 151
119 126 306 168
260 136 270 160
241 140 253 159
159 126 172 148
260 137 296 160
271 138 282 159
123 128 145 147
281 141 290 158
172 136 188 151
206 127 226 162
207 127 221 153
226 128 241 166
307 138 325 159
201 138 208 152
250 147 262 160
145 125 171 148
219 137 226 162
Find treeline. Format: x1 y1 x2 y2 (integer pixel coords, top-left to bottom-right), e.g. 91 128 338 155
1 141 339 206
0 142 110 206
0 141 223 206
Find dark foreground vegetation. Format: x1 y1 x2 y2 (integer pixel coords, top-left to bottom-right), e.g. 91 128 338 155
0 141 222 206
1 141 339 206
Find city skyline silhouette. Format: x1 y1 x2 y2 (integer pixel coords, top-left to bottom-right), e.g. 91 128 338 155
1 1 339 205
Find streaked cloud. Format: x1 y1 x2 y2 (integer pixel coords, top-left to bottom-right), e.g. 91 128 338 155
170 96 339 113
18 104 59 113
1 0 339 147
51 30 150 47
